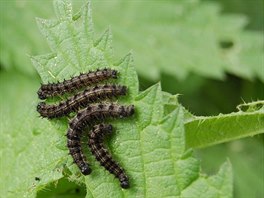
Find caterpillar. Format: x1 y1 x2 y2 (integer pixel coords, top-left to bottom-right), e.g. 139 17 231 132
38 68 118 99
67 103 134 175
67 132 91 175
69 103 134 131
37 84 127 119
88 124 129 189
88 123 113 141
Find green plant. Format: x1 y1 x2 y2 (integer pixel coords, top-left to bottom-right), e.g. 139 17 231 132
0 0 263 197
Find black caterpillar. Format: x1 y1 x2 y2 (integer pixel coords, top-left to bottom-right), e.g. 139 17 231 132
69 103 134 130
37 67 134 189
88 124 129 189
38 68 118 99
37 84 127 118
67 103 134 176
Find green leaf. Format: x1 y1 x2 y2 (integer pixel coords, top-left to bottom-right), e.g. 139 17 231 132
0 1 235 197
185 101 264 149
0 73 65 198
181 161 233 198
1 0 263 82
161 93 264 149
89 0 264 82
198 137 264 197
0 0 53 75
0 73 233 198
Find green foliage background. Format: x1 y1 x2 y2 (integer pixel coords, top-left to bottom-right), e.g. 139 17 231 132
0 0 263 197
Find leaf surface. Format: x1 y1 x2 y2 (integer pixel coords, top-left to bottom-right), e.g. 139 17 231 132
185 102 264 149
0 1 235 197
0 0 263 82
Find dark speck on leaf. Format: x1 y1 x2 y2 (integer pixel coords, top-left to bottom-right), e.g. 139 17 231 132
35 177 40 181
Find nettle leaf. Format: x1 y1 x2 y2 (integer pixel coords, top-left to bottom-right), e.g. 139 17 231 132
162 95 264 149
0 73 65 198
0 0 263 83
91 0 264 82
26 0 234 197
1 1 263 197
0 0 53 75
185 101 264 149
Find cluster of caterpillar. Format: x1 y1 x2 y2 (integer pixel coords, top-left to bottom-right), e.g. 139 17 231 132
37 68 134 189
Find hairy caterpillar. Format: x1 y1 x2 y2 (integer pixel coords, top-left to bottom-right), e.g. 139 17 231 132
37 84 127 118
38 68 118 99
88 124 129 189
67 103 134 175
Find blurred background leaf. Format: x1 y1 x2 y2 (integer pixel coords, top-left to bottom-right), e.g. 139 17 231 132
0 0 263 197
1 0 263 83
